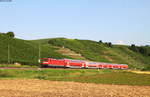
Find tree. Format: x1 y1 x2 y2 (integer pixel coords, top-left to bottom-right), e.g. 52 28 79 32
6 31 15 38
105 42 112 47
139 47 146 55
108 42 112 47
129 44 139 52
99 40 103 43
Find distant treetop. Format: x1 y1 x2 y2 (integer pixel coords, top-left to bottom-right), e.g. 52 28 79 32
6 31 15 38
0 31 15 38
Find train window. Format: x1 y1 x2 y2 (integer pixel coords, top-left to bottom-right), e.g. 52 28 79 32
70 60 83 63
88 62 97 64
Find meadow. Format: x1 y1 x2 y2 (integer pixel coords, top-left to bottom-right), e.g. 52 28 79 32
0 69 150 86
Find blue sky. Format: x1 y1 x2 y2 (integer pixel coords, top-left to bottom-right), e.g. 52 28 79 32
0 0 150 45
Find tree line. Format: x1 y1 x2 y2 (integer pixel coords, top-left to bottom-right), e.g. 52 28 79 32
98 40 113 47
129 44 150 56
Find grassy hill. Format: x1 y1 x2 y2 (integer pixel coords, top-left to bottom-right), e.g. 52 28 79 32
32 38 150 70
0 34 68 65
0 33 150 70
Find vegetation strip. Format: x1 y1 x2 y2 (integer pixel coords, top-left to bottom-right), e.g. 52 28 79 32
0 69 150 86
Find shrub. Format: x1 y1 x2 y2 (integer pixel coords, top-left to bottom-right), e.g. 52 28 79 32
98 40 103 43
6 31 15 38
141 65 150 71
105 42 113 47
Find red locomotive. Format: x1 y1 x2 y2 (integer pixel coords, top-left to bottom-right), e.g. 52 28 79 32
41 58 128 69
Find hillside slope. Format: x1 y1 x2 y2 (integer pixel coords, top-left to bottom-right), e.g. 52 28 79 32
1 34 150 69
32 38 150 69
0 34 68 65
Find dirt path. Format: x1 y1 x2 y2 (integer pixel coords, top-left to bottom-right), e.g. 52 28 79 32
0 79 150 97
129 70 150 74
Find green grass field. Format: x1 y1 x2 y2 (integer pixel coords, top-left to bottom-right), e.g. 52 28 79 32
0 69 150 86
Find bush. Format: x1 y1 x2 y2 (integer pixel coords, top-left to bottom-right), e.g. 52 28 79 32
129 44 138 52
6 31 15 38
141 65 150 71
98 40 103 43
105 42 112 47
